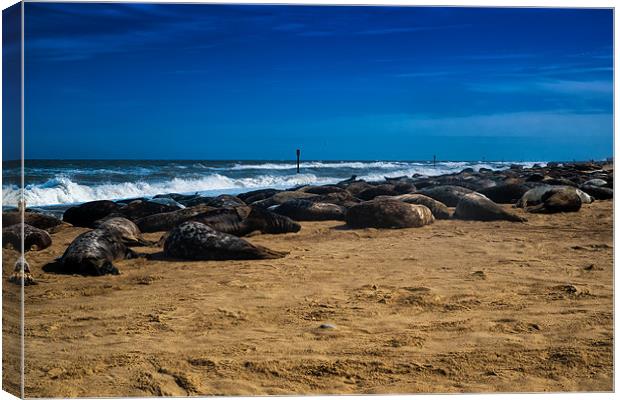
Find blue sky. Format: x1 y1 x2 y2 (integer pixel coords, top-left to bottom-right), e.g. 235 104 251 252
9 4 615 160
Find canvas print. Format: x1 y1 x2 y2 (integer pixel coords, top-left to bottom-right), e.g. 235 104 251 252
2 2 614 397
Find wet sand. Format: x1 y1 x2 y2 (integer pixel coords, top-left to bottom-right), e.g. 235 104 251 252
3 201 613 396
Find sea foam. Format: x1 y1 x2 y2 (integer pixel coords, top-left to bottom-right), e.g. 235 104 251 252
3 161 547 207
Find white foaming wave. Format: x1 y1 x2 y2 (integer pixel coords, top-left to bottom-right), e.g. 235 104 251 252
6 161 548 207
227 161 413 170
358 161 547 181
225 160 546 171
4 173 336 207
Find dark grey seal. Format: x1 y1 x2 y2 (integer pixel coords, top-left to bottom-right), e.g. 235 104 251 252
135 204 216 233
250 191 318 208
478 184 530 204
62 200 121 227
191 206 301 236
417 185 474 207
3 211 65 232
346 199 434 229
356 185 399 201
119 199 183 220
343 180 373 196
44 229 138 276
516 185 592 208
273 199 346 221
454 193 526 222
310 191 360 208
525 189 582 213
162 221 287 260
2 223 52 251
579 184 613 200
299 185 346 195
237 188 283 204
205 194 246 208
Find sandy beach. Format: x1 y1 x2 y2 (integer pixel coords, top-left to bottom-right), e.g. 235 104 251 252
2 199 612 396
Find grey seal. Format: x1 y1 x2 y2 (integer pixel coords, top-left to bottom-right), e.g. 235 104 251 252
346 199 434 229
524 189 582 213
62 200 121 227
454 193 526 222
375 194 451 220
94 217 154 246
44 229 138 276
417 185 474 207
478 184 530 204
273 199 346 221
2 223 52 251
3 211 65 232
161 221 287 260
517 185 592 208
135 204 216 233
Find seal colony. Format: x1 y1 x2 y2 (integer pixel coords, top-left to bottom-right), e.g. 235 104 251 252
1 161 613 395
2 161 613 280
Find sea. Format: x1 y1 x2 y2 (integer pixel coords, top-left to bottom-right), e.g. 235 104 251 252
2 160 546 210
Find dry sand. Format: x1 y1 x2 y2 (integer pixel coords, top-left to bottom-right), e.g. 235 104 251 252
3 201 613 396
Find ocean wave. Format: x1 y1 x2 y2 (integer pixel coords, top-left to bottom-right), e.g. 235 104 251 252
4 161 547 207
227 160 546 171
4 173 335 207
227 161 414 170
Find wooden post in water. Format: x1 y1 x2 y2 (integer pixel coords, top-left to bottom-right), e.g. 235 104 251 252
296 149 301 173
433 155 436 167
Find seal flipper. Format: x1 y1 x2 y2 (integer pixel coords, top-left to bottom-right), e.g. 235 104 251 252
525 204 546 214
96 261 120 276
249 244 288 259
123 237 156 247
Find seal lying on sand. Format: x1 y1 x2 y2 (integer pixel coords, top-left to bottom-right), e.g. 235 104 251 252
2 223 52 251
356 185 400 201
94 217 154 246
454 193 526 222
579 184 613 200
524 189 582 214
417 185 473 207
205 194 246 208
3 211 65 232
251 191 317 208
63 200 121 227
375 194 451 220
119 199 183 220
273 199 346 221
516 186 592 208
192 206 301 236
583 178 608 187
298 185 346 195
346 199 434 229
343 181 374 196
478 184 530 204
162 221 287 260
310 191 359 208
44 229 139 276
135 204 216 233
237 188 283 204
244 206 302 234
